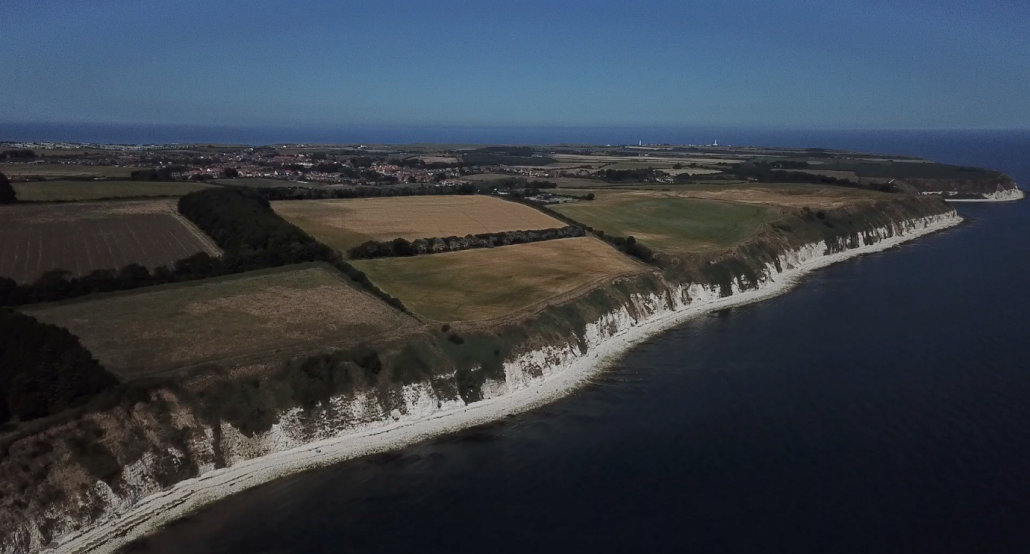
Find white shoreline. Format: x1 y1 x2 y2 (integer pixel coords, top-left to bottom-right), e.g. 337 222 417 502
929 187 1025 202
44 213 964 554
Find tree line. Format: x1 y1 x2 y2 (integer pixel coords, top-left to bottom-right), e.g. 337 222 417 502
503 197 658 265
130 167 183 181
0 309 119 425
726 161 894 191
600 168 666 182
177 187 409 312
348 226 587 259
0 187 408 313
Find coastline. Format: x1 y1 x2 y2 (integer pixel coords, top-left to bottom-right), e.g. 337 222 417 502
935 187 1025 203
44 212 964 554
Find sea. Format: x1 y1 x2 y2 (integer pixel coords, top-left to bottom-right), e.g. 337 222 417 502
23 127 1027 554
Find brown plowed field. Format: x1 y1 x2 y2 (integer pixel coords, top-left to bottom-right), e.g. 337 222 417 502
0 200 221 284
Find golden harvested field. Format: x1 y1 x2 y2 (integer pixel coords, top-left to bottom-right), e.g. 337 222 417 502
0 199 221 284
24 264 419 380
12 180 212 201
273 195 565 254
353 237 646 322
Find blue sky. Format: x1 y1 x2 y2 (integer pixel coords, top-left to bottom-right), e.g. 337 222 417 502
1 0 1028 129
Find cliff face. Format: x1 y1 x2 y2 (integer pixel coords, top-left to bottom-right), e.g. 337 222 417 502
0 202 962 554
896 173 1023 201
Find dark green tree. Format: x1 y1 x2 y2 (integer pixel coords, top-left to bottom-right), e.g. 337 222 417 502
0 172 15 204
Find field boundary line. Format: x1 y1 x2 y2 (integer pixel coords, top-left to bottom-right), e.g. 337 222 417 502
169 209 224 256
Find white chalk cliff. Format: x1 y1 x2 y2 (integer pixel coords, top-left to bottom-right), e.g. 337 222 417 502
4 210 963 554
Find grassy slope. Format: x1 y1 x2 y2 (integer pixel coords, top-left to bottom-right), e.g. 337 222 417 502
352 237 646 322
23 264 418 380
552 192 779 254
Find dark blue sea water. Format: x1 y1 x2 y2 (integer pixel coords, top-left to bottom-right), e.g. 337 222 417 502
120 131 1029 554
0 121 1026 164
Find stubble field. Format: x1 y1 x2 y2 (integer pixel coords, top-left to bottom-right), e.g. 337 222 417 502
273 195 565 254
352 236 646 322
0 199 221 284
24 264 420 379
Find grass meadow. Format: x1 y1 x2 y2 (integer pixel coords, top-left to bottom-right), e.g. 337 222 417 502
551 191 779 255
24 264 419 379
352 237 645 322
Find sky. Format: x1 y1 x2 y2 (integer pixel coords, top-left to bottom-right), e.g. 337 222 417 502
1 0 1029 130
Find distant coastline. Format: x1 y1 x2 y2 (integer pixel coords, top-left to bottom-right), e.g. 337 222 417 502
4 123 1029 152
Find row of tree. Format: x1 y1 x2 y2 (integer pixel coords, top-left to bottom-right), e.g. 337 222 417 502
600 168 666 182
727 162 876 189
0 309 119 424
0 256 217 307
130 167 182 181
516 200 658 265
254 182 480 201
178 187 408 312
348 226 587 259
386 158 465 169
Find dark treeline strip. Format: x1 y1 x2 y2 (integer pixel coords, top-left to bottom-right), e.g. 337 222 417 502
178 187 409 312
386 158 466 170
0 172 15 204
0 187 409 313
348 226 587 260
249 178 556 202
0 309 119 425
0 258 215 307
178 187 332 260
130 167 183 181
253 182 479 201
600 168 667 182
2 149 37 160
501 198 658 265
728 161 900 192
461 153 556 166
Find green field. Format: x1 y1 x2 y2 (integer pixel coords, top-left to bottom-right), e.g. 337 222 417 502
23 264 419 379
12 180 212 201
353 237 645 322
551 191 778 254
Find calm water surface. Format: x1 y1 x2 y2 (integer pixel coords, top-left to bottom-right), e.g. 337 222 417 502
129 133 1030 554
